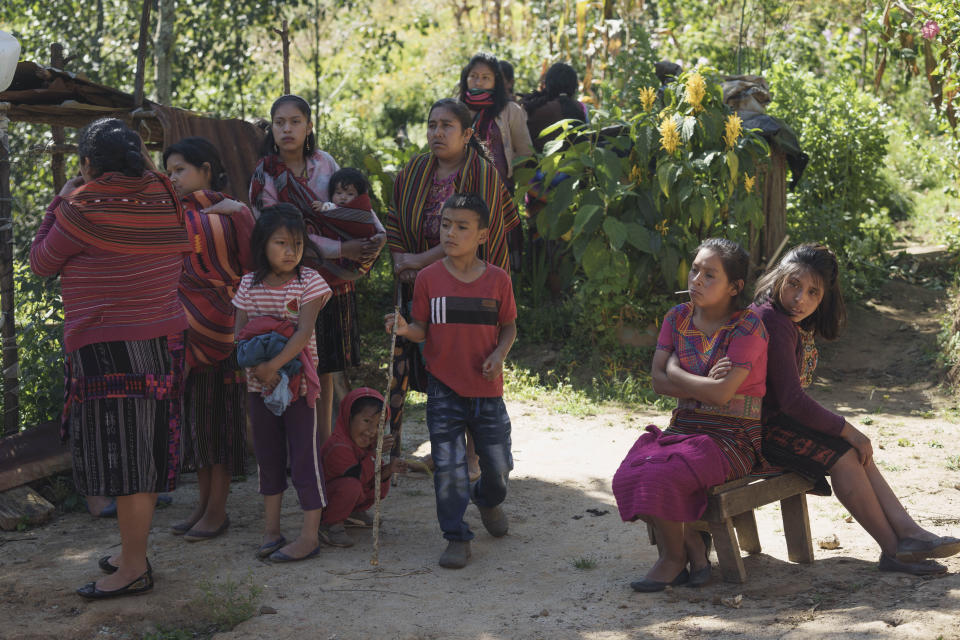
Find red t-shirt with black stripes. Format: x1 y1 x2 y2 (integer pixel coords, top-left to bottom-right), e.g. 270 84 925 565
412 260 517 398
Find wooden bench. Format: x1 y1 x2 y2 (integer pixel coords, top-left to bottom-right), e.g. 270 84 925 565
646 472 816 583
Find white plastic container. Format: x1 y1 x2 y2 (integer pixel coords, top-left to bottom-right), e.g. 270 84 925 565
0 31 21 93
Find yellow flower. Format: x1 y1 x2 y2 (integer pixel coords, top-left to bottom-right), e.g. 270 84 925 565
724 113 743 150
744 174 756 193
629 165 643 184
639 87 657 112
660 117 680 154
685 72 706 113
655 219 669 235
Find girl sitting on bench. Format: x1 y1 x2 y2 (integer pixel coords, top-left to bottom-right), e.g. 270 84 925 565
752 243 960 575
613 238 769 592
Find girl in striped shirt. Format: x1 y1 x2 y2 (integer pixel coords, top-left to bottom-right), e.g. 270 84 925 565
233 205 332 562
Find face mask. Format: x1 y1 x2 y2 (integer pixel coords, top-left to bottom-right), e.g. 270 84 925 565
464 88 494 109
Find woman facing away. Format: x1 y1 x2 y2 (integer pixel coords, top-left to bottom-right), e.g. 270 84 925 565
750 243 960 575
613 239 769 592
31 118 192 598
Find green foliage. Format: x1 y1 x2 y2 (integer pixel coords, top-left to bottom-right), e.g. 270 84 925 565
197 573 263 631
767 61 898 293
2 262 64 430
516 70 768 335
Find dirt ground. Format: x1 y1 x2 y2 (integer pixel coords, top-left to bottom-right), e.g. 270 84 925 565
2 278 959 640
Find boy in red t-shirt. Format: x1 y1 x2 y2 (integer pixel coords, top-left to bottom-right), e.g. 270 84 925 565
385 192 517 569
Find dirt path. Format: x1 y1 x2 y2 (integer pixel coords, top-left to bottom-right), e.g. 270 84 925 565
2 279 959 640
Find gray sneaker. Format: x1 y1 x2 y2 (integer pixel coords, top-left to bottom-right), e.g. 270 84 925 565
478 504 508 537
318 522 354 548
438 540 471 569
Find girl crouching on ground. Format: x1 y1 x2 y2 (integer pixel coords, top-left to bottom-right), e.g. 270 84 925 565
612 238 769 591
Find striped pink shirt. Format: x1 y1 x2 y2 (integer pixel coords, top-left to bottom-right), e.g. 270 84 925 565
30 197 188 352
232 267 331 393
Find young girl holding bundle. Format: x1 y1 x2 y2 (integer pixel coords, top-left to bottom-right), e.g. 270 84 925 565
233 205 332 562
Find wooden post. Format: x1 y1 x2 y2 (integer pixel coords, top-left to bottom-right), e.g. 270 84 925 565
273 20 291 95
0 103 18 437
133 0 153 108
49 43 67 194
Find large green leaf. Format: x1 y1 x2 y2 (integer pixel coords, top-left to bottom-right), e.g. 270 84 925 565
625 222 653 253
726 149 739 184
581 236 609 277
602 216 628 250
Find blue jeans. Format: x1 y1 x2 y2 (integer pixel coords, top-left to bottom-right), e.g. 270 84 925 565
426 375 513 541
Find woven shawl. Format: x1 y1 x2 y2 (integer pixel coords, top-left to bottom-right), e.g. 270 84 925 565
179 190 255 367
56 171 190 255
385 147 519 271
249 154 381 287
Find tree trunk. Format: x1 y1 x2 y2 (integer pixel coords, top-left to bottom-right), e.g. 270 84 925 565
155 0 175 105
133 0 153 108
0 106 18 437
50 44 67 194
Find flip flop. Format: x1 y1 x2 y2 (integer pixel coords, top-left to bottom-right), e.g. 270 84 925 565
255 536 286 558
183 515 231 542
269 544 322 563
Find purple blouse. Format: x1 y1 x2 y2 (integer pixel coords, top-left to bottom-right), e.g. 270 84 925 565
750 301 845 436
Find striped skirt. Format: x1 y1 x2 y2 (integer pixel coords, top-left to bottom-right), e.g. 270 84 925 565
180 354 247 477
64 334 184 497
314 287 360 374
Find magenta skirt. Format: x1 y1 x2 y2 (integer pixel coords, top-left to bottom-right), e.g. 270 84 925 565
612 425 730 523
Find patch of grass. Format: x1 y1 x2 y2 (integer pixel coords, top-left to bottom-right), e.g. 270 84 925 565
946 455 960 472
897 438 914 448
571 555 599 570
861 417 875 426
879 461 904 472
143 629 209 640
927 440 944 449
197 572 263 632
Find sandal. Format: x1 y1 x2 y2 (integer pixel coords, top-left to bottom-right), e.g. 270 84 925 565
878 553 947 576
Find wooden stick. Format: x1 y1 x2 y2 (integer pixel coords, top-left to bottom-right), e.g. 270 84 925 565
49 44 67 195
133 0 152 108
371 285 402 566
273 20 291 95
764 233 791 272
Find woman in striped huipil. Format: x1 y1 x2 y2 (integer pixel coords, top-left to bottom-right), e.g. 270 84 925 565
164 137 255 543
31 118 191 599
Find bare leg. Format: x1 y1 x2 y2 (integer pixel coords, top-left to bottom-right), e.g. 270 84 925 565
683 525 709 571
644 517 688 581
829 450 898 555
95 493 155 590
275 509 322 558
262 493 283 547
85 495 113 517
191 464 230 532
862 460 936 541
317 372 334 445
173 466 210 531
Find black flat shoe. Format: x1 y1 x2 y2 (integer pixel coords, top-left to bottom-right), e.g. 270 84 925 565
77 569 154 599
631 568 690 592
98 555 118 575
878 553 947 576
896 535 960 562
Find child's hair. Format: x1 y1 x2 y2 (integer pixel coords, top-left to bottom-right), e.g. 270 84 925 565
499 60 515 89
260 94 317 158
350 396 384 419
162 136 228 191
328 167 369 198
753 243 847 339
249 204 319 284
77 118 145 178
459 52 509 117
428 98 492 164
441 192 490 229
694 238 750 310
